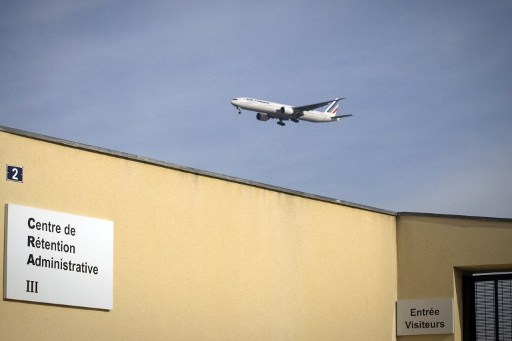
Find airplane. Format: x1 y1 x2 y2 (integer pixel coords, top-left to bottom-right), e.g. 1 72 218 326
231 97 353 126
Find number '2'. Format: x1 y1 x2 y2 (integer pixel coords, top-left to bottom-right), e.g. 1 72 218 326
7 166 23 182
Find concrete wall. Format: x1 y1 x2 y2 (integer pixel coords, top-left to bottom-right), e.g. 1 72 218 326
397 214 512 341
1 128 397 340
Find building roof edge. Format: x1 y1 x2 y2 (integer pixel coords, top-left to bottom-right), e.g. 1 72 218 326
1 124 395 216
397 212 512 222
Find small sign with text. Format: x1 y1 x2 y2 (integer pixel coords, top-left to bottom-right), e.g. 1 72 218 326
4 204 114 310
396 298 453 336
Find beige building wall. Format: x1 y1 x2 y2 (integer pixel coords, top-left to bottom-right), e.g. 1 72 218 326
1 128 398 340
397 214 512 341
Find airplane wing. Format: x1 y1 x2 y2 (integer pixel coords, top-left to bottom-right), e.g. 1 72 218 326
331 114 353 120
292 98 344 112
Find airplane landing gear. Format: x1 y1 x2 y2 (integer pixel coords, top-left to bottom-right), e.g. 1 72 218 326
236 107 241 114
291 118 299 123
277 120 285 126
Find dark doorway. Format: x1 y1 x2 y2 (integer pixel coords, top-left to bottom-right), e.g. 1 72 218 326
463 272 512 340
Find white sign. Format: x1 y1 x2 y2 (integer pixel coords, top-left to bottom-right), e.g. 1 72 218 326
396 299 453 336
4 204 113 310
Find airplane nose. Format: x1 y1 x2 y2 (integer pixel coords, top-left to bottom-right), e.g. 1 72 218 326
231 98 242 114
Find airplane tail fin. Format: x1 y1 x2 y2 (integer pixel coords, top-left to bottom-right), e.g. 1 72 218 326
324 98 344 116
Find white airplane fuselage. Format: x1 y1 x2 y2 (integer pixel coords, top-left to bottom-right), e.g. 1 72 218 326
231 97 344 123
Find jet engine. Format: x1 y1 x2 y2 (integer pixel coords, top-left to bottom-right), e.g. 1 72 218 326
256 113 270 121
280 106 294 115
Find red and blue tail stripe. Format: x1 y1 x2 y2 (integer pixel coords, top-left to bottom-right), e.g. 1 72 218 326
325 98 342 115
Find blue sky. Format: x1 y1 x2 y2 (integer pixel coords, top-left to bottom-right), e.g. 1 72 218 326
1 1 511 218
